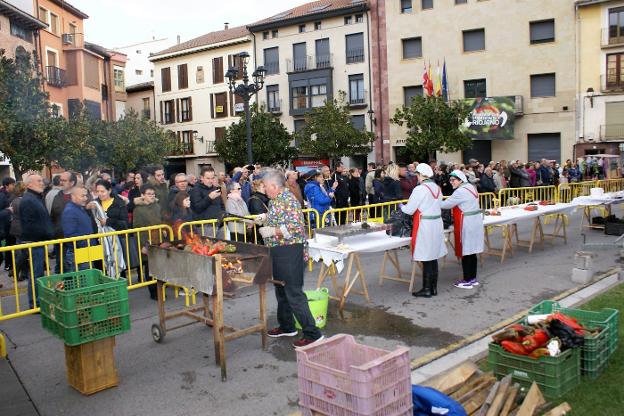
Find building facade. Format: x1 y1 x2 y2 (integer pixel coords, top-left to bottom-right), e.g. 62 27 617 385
0 0 46 59
248 0 374 167
126 81 155 121
114 37 174 87
150 25 252 175
576 0 624 177
377 0 577 164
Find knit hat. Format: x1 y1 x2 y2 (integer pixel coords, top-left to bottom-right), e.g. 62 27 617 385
449 170 468 183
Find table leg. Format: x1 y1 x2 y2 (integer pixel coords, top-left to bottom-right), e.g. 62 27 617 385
339 254 355 311
378 251 388 286
354 253 370 303
258 283 267 351
157 280 166 332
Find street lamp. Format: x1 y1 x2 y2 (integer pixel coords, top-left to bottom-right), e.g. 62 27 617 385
225 51 266 165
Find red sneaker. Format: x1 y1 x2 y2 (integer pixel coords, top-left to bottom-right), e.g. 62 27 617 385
267 327 298 338
292 336 325 348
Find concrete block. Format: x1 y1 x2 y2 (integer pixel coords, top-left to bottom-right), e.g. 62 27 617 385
574 251 595 270
572 267 594 284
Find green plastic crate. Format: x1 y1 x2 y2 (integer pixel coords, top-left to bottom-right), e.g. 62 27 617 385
488 343 580 400
529 300 619 357
38 269 130 346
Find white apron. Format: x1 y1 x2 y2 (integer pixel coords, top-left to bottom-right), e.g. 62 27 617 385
401 181 447 261
440 184 484 257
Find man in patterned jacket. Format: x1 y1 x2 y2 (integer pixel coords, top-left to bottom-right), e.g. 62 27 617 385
257 169 324 348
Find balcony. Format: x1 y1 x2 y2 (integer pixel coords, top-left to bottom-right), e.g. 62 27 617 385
286 54 333 73
600 74 624 93
346 48 365 64
46 66 66 88
263 99 282 115
349 90 368 108
62 33 84 48
205 141 217 154
601 124 624 140
601 28 624 48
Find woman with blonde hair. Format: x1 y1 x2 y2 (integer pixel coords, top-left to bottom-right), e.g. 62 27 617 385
382 163 402 202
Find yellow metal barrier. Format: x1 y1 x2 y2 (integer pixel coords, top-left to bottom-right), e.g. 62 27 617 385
596 178 624 193
557 181 595 203
498 186 557 206
320 200 406 227
0 224 173 322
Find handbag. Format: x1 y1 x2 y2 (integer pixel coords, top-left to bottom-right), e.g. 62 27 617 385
384 209 413 237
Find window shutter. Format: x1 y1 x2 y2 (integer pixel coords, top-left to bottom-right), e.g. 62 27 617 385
402 38 422 59
160 101 163 123
229 92 234 116
175 99 180 122
463 29 485 52
530 20 555 43
212 59 217 84
530 73 556 97
210 93 214 118
189 97 193 121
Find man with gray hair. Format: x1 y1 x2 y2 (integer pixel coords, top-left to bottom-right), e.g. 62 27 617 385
257 169 323 348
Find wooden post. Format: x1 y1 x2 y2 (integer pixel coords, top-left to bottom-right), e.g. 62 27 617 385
258 283 267 351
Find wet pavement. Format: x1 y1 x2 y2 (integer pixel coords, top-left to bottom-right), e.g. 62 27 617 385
1 209 623 415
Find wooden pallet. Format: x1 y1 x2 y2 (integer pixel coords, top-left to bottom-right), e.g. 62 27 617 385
64 337 118 395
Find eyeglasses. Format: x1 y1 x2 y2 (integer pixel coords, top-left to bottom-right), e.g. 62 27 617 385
144 192 156 196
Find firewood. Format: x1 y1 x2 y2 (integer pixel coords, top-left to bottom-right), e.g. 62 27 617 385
451 372 495 400
541 402 571 416
464 387 490 414
486 374 512 416
499 384 520 416
516 382 546 416
423 361 479 395
476 381 500 416
458 378 496 404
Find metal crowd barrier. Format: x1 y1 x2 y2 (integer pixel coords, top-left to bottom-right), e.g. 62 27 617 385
498 185 557 206
596 178 624 193
557 181 596 203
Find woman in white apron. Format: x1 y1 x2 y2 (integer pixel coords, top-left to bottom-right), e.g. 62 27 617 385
440 170 484 289
401 164 447 297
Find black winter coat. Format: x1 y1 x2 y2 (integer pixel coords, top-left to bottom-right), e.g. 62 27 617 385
98 196 129 231
190 182 224 221
20 189 54 242
247 191 270 215
382 177 402 202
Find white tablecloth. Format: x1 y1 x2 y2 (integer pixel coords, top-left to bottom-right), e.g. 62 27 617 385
483 203 575 227
571 192 624 207
308 231 411 273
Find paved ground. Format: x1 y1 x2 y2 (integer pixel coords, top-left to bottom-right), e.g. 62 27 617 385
1 209 622 416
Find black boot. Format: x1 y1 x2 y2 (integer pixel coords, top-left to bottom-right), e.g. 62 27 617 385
431 273 438 296
412 274 432 298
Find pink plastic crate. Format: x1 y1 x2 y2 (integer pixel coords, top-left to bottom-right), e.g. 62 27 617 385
296 334 413 416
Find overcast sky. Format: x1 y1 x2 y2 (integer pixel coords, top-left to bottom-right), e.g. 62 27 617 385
70 0 312 48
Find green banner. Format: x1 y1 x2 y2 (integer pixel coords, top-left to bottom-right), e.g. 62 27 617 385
462 96 515 140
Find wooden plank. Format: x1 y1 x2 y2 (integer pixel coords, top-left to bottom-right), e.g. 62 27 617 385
486 374 512 416
452 372 495 401
463 387 490 415
458 378 495 405
423 360 479 394
499 384 520 416
516 382 545 416
476 381 500 416
541 402 571 416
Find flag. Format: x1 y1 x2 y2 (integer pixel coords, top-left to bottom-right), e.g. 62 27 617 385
434 61 442 97
424 62 434 96
442 59 448 102
422 63 431 97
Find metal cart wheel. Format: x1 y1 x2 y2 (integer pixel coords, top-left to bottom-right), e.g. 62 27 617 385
151 323 165 343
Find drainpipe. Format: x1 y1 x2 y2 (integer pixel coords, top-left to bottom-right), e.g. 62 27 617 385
575 2 583 160
375 0 385 164
366 10 373 162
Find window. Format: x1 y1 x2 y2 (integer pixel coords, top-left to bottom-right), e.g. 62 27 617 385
272 30 279 38
346 33 365 63
161 67 171 92
227 54 243 79
315 38 330 68
49 13 59 35
212 92 228 118
264 47 279 75
150 69 154 77
400 0 412 13
530 73 556 97
142 97 151 119
113 67 124 92
162 100 175 124
606 53 624 89
349 74 365 104
212 57 224 83
267 85 280 112
179 97 192 122
464 79 487 98
292 86 308 110
455 0 467 4
263 31 269 40
293 119 306 146
136 50 142 54
402 37 422 59
530 19 555 44
351 115 365 131
179 130 193 154
403 86 423 106
10 21 33 42
344 16 353 25
135 69 143 75
299 24 306 33
421 0 433 10
463 29 485 52
355 14 363 23
609 7 624 42
38 7 48 25
314 21 322 30
311 84 328 107
293 43 307 71
178 64 188 89
196 66 204 83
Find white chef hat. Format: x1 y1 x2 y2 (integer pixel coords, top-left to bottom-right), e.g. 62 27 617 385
449 169 468 183
416 163 434 178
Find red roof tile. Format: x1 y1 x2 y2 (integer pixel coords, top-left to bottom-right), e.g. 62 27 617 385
151 25 250 59
249 0 367 29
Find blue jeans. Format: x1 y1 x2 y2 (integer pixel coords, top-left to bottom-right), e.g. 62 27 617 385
23 243 45 309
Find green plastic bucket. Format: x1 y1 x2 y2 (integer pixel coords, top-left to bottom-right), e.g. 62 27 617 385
295 288 329 329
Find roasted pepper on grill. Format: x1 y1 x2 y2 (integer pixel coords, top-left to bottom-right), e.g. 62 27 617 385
501 340 529 355
522 329 550 352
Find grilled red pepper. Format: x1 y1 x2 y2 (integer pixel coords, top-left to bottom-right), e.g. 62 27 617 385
528 348 550 359
501 340 529 355
522 329 550 352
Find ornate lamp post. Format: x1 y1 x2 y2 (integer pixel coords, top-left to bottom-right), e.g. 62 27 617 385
225 51 266 165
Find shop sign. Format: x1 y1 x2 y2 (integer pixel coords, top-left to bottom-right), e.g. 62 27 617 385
215 105 224 113
462 96 515 140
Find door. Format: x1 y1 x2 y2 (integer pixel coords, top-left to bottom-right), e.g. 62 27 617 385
463 140 492 164
528 133 561 163
293 43 307 71
46 50 57 67
315 38 330 68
